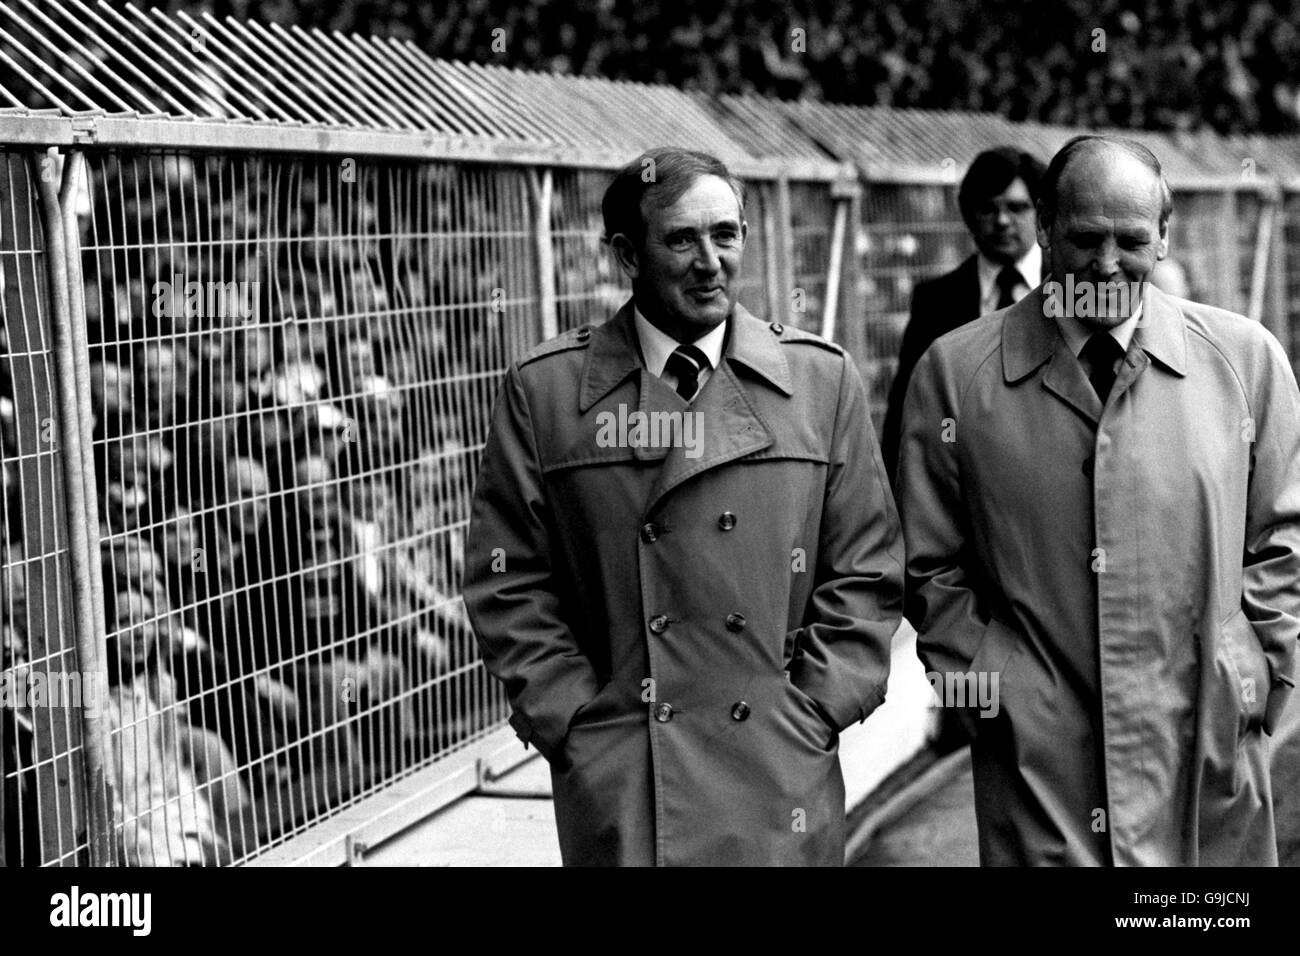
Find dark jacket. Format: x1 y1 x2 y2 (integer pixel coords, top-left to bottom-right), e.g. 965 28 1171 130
881 255 981 482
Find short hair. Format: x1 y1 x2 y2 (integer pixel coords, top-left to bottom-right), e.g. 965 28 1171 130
602 147 745 247
1039 134 1174 230
958 147 1046 232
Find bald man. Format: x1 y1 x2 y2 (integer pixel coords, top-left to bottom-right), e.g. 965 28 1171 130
898 135 1300 865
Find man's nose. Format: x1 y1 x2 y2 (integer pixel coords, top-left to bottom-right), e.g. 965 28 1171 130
693 238 722 272
1094 239 1121 276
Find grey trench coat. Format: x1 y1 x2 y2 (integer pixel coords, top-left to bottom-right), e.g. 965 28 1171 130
464 301 904 865
900 283 1300 865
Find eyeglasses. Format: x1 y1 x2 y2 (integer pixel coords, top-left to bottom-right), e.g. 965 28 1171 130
976 200 1035 219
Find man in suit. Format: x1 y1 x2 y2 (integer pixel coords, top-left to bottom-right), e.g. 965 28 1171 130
881 147 1047 481
462 147 903 865
898 135 1300 865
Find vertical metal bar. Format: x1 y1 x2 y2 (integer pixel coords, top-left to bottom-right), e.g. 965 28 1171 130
32 151 113 867
529 169 557 342
763 181 781 323
775 175 795 323
820 196 848 342
58 149 115 859
1219 190 1241 312
1248 195 1278 325
1 150 70 866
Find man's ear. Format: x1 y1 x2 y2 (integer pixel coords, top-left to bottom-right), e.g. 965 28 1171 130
610 233 641 280
1156 222 1169 260
741 219 748 242
1035 201 1050 249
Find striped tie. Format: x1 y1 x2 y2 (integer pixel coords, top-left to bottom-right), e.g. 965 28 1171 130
664 344 710 402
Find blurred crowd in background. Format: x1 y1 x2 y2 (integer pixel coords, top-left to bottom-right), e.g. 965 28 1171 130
2 154 516 864
161 0 1300 134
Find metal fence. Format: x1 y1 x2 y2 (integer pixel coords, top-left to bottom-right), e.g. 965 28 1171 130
1 2 1297 867
0 2 854 866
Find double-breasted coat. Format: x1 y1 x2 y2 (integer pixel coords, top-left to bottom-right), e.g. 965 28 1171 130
463 301 904 866
899 283 1300 865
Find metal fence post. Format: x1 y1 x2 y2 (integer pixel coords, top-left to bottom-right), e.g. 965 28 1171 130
821 173 861 343
2 151 81 866
32 149 114 867
528 167 557 342
775 175 795 321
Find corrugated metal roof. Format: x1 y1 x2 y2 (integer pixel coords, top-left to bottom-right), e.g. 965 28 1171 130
711 96 1299 189
0 0 759 168
0 0 1294 187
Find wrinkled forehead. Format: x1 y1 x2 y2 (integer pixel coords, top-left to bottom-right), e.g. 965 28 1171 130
1056 149 1165 226
641 174 742 231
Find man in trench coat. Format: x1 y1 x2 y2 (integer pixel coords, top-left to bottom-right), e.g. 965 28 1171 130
899 134 1300 865
463 147 904 866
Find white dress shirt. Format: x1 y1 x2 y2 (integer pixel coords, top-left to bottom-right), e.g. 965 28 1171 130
633 305 728 401
978 244 1043 316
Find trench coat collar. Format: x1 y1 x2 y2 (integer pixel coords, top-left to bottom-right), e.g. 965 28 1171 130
1003 281 1189 383
1131 283 1189 377
578 298 791 413
1001 280 1189 425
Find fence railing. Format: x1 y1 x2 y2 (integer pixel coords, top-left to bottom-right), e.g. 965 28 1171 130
1 2 1297 866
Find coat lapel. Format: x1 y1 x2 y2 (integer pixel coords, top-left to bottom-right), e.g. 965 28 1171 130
579 300 642 414
645 305 785 512
1002 285 1102 425
1003 282 1190 425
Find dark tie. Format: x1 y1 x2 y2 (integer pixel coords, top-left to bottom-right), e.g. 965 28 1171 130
996 266 1021 310
1080 333 1125 404
663 344 710 402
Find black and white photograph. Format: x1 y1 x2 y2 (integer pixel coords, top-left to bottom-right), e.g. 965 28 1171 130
0 0 1298 927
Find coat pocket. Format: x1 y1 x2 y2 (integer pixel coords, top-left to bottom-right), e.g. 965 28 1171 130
958 617 1020 739
1217 608 1270 736
782 677 838 753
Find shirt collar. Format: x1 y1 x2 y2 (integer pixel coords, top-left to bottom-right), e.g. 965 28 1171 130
633 303 728 376
1054 294 1144 358
977 244 1042 305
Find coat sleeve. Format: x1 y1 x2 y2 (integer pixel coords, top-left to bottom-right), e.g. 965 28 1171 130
462 364 600 763
1243 333 1300 734
897 346 993 687
786 352 905 733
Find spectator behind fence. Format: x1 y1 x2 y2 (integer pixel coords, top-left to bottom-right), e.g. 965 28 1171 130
463 146 904 866
898 134 1300 865
881 146 1047 483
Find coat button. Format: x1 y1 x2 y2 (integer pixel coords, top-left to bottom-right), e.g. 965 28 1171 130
725 612 746 632
655 703 674 723
640 522 659 543
770 322 784 334
1082 456 1094 478
731 701 750 721
649 615 670 634
575 327 591 341
717 511 737 531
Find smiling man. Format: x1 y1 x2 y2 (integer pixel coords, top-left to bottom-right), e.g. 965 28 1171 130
899 135 1300 865
463 147 903 866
